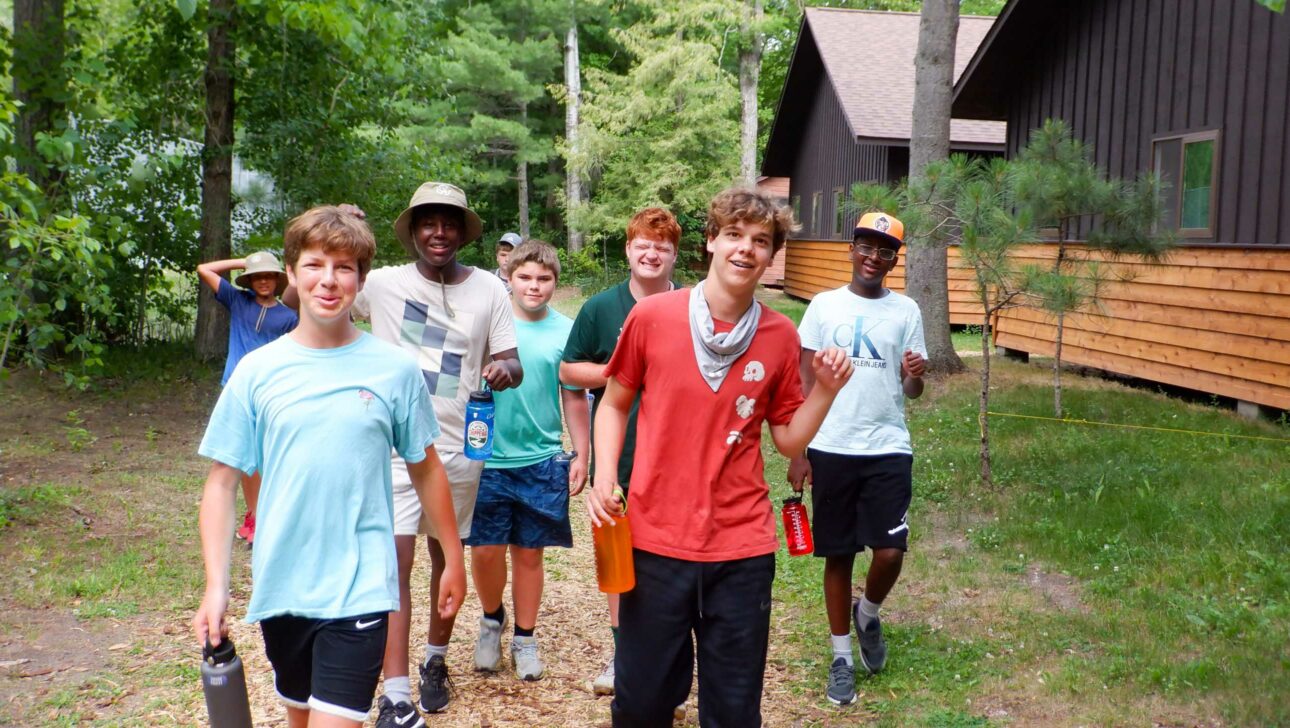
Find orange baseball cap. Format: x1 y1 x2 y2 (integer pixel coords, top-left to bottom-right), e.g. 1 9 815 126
854 212 905 248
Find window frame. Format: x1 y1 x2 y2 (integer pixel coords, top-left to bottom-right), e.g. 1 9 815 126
831 187 846 239
811 191 823 238
1151 129 1220 239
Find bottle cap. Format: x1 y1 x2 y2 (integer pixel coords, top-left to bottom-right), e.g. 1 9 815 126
782 495 802 506
469 389 494 404
204 637 237 666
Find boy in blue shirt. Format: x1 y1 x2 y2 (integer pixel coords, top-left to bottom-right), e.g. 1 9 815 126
466 240 590 682
192 206 465 728
197 250 299 544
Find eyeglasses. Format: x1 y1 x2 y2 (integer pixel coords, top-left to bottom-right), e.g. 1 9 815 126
851 243 898 261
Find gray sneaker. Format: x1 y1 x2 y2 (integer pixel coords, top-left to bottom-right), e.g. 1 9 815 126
475 614 506 672
511 636 545 681
854 606 887 674
826 657 856 705
592 659 615 695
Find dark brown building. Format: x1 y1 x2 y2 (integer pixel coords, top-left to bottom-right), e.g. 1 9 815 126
761 8 1005 243
952 0 1290 411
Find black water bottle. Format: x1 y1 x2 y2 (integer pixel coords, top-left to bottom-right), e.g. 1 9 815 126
202 637 253 728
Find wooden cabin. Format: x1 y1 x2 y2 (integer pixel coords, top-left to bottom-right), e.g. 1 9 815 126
760 8 1004 311
952 0 1290 412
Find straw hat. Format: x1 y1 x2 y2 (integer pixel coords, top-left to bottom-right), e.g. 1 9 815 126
393 182 484 259
234 251 289 296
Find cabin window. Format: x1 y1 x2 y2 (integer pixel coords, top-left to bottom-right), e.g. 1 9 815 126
832 187 845 239
811 191 823 237
1152 130 1218 237
791 195 801 227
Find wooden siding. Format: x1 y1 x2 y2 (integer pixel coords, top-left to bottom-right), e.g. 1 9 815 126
999 0 1290 246
787 64 887 241
784 240 1290 409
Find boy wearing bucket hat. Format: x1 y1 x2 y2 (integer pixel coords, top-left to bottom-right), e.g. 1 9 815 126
197 250 298 544
788 211 927 706
345 182 523 726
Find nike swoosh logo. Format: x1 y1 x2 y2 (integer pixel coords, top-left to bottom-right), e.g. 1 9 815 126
395 712 416 725
355 618 382 629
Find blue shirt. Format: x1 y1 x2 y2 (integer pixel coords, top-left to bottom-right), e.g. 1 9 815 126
199 333 440 622
215 278 298 385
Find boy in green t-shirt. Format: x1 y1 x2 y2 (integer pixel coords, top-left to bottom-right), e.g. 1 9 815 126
467 241 590 681
559 207 681 696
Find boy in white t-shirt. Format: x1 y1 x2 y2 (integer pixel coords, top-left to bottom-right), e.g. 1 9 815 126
788 212 927 707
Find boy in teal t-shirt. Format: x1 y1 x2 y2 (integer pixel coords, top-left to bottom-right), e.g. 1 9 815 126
465 240 590 682
193 207 465 728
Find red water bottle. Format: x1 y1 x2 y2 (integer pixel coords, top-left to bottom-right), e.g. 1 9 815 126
782 495 813 556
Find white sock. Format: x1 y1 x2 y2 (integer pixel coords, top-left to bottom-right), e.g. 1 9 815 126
384 675 411 705
858 596 882 629
424 642 448 666
830 633 853 666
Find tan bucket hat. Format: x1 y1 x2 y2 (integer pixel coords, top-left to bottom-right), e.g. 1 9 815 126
393 182 484 258
234 250 289 296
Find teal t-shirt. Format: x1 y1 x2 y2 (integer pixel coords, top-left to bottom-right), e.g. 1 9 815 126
199 333 440 622
489 308 577 469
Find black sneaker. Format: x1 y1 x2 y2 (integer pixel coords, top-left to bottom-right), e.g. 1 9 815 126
417 654 452 713
375 695 425 728
826 657 856 705
854 606 887 674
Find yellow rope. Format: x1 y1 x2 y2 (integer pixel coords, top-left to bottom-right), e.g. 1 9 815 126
985 411 1290 444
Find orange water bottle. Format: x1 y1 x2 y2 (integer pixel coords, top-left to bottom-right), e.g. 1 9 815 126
593 487 635 593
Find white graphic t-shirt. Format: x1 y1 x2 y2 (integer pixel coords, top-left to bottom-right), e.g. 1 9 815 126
798 287 927 455
354 264 517 453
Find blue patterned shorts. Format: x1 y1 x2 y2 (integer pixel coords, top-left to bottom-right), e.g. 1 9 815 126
464 455 573 549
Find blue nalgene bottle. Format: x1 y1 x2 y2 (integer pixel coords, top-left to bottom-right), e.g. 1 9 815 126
464 389 495 460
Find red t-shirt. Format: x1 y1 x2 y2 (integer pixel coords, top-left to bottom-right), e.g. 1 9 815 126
604 289 805 562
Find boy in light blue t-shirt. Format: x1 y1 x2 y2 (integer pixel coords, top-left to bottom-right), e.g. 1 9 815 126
192 206 466 728
465 240 590 682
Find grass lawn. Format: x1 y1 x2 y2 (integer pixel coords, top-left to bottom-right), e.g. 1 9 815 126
1 290 1286 725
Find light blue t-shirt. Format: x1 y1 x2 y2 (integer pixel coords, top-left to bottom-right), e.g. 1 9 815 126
798 287 926 455
199 332 440 622
488 308 578 469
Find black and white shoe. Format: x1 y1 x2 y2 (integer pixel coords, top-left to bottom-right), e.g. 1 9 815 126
375 695 425 728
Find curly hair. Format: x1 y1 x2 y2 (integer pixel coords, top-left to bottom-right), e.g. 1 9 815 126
703 188 798 255
626 207 682 247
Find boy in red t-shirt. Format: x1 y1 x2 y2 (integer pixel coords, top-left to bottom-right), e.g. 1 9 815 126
587 187 854 726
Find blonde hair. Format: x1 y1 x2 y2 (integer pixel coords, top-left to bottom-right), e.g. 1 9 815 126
704 187 798 255
283 206 377 276
506 239 561 280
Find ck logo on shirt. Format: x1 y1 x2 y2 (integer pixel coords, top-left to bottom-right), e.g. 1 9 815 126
830 316 884 362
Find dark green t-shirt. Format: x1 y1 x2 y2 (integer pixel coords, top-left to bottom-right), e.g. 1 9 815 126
563 281 642 487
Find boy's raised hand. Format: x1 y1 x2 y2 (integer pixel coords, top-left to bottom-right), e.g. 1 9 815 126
193 589 229 648
810 346 854 393
901 350 927 379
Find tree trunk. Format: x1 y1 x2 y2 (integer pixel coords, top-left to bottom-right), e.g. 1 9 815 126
518 101 531 239
907 0 965 374
563 21 585 252
12 0 66 193
738 0 763 186
195 0 235 361
979 304 993 488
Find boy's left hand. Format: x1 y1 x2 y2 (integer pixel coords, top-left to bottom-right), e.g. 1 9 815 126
437 560 466 621
901 350 927 379
569 454 588 496
481 360 516 390
810 347 854 393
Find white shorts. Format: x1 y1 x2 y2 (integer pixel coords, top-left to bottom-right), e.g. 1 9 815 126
391 451 484 539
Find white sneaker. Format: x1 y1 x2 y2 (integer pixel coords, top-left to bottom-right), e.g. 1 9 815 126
474 614 505 672
592 659 615 695
511 636 544 681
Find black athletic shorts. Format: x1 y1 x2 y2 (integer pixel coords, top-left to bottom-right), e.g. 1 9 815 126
259 611 389 721
807 449 913 556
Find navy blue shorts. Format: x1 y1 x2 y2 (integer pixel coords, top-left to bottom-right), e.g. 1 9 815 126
464 455 572 549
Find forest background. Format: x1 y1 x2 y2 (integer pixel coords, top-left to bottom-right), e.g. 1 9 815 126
0 0 1007 382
